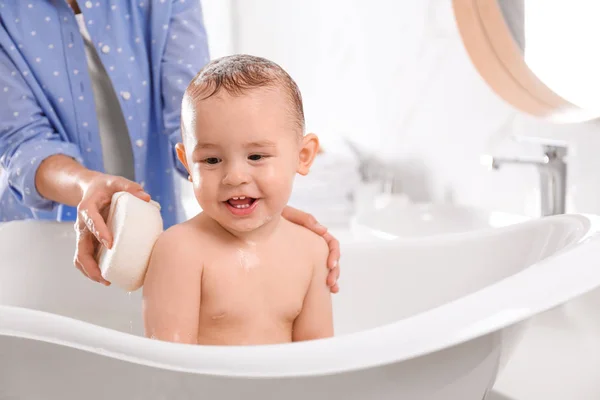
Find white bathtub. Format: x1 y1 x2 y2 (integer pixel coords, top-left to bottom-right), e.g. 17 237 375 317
351 199 531 239
1 215 600 399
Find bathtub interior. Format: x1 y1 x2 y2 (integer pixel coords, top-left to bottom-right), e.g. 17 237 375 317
0 215 589 341
351 202 531 238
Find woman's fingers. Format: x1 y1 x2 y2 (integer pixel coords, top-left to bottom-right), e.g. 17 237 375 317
322 232 340 292
282 205 341 293
73 253 90 279
330 282 339 294
327 267 339 286
72 173 149 286
110 178 151 202
78 204 113 249
81 176 150 248
322 231 340 271
281 206 327 235
282 205 341 269
73 224 110 286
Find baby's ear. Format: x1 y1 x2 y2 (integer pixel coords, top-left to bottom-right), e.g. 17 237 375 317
297 133 319 176
175 143 191 176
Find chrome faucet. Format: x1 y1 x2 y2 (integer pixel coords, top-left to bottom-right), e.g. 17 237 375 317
484 143 568 216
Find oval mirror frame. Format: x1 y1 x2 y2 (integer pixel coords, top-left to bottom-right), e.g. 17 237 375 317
452 0 600 123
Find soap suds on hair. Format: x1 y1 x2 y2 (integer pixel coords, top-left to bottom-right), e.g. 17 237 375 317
183 54 305 136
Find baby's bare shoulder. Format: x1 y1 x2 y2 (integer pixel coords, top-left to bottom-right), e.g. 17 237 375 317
151 217 213 262
283 220 328 262
158 220 199 245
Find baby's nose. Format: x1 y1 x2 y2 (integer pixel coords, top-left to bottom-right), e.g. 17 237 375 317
222 164 251 186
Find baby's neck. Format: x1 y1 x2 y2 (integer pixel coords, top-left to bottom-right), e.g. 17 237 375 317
206 213 284 245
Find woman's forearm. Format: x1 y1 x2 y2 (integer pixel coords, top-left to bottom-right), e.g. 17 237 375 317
35 154 98 207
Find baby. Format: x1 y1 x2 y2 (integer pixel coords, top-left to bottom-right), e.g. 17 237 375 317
142 54 334 345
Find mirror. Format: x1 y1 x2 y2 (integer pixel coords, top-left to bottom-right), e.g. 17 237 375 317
452 0 600 123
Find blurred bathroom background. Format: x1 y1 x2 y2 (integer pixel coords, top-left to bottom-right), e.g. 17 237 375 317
177 0 600 227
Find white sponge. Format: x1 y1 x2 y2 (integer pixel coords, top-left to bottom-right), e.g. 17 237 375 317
96 191 163 291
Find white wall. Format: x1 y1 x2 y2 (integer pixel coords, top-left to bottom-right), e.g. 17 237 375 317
195 0 600 219
200 0 235 58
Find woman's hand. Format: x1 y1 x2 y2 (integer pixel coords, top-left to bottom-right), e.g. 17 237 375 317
281 206 340 293
73 173 151 285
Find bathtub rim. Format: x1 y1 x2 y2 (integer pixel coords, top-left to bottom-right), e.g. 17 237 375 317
1 213 600 378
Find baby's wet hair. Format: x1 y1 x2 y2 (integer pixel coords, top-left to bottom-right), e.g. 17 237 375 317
184 54 305 135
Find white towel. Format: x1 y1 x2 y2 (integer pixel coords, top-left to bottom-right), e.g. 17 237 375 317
96 191 163 291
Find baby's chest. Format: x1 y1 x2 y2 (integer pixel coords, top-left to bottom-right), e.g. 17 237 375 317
200 254 312 321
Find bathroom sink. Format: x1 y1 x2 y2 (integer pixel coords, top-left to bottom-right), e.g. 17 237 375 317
350 198 530 239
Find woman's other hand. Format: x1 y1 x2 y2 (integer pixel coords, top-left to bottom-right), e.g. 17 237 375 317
281 205 340 293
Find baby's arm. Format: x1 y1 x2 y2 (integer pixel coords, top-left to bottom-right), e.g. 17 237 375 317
142 225 203 344
292 238 334 341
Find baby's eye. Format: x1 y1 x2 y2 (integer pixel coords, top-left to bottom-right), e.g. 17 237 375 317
203 157 221 165
248 154 266 161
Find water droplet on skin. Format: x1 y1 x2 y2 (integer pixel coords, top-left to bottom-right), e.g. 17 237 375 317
127 292 133 333
237 247 260 271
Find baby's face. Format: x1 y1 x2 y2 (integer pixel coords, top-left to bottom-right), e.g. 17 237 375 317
180 86 314 234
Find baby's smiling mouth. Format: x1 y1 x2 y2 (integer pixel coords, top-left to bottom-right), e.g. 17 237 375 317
225 196 257 209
